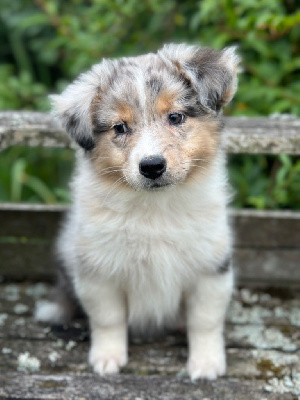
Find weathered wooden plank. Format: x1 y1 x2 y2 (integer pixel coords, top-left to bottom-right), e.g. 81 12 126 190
1 111 300 154
2 205 299 247
231 209 300 248
0 203 66 239
224 115 300 154
1 313 299 351
1 337 299 382
1 242 300 284
1 204 300 284
0 111 73 150
1 284 299 327
0 372 295 400
233 249 300 285
0 242 56 282
0 284 298 399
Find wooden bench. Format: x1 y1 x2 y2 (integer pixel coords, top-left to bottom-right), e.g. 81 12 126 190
0 111 299 399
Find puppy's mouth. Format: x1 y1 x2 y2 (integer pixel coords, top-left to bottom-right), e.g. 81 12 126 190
147 182 171 190
125 169 185 192
138 175 176 191
125 176 173 192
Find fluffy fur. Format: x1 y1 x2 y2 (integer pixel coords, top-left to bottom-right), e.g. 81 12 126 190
35 43 239 380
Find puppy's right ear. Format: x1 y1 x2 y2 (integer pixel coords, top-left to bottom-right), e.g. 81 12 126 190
50 68 101 151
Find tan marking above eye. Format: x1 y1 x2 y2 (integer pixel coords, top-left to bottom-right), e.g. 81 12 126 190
156 90 176 114
116 103 134 125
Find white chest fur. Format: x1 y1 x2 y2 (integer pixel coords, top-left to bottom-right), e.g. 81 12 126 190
59 155 231 328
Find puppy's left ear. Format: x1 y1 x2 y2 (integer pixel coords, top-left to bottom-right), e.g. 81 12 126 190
50 68 101 151
159 44 240 113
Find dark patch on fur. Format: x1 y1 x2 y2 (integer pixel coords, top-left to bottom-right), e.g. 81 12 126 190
118 59 127 67
146 76 163 97
65 113 79 135
47 257 84 323
147 66 154 75
182 48 234 112
184 103 207 118
91 103 112 136
178 73 193 90
124 70 135 79
219 118 226 131
179 89 207 117
63 112 95 151
77 136 95 151
93 120 111 135
207 69 231 112
217 256 231 274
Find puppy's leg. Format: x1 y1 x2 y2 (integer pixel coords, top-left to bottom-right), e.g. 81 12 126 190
186 268 233 381
76 277 128 376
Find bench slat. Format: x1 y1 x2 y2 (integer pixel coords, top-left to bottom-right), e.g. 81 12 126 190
0 372 292 400
1 111 300 154
1 204 299 248
1 242 299 285
0 204 299 285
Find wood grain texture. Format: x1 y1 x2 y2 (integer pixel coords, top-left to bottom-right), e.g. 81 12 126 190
230 209 300 248
1 204 300 247
1 243 300 284
1 111 300 154
0 373 294 400
1 205 299 284
0 284 299 400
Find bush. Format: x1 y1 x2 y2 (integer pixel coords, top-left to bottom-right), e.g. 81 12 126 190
0 0 299 208
0 147 73 204
1 0 299 115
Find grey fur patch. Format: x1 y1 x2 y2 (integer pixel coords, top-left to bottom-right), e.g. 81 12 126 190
77 137 95 151
185 50 233 111
217 256 231 274
146 76 163 97
63 113 95 151
47 257 82 322
159 44 239 113
65 113 80 135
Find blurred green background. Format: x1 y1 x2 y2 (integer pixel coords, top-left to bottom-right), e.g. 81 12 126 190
0 0 299 208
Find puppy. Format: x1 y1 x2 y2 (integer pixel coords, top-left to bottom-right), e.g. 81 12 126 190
35 44 239 380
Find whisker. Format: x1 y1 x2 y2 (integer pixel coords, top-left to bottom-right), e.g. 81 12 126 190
96 167 130 178
189 164 208 170
99 166 123 173
190 158 210 163
103 177 127 202
97 170 123 177
180 159 209 164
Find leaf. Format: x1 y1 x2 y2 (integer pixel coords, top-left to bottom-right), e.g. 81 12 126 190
10 158 27 202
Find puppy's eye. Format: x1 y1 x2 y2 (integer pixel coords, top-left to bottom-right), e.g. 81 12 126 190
168 113 185 125
113 122 128 135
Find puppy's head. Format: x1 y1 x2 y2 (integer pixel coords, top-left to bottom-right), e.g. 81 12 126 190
52 44 239 191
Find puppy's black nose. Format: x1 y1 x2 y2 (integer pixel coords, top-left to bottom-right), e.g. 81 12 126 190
139 156 167 180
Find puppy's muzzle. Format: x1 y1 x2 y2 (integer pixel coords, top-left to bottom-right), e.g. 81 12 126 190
139 156 167 180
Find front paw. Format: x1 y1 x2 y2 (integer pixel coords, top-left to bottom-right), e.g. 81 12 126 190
187 349 226 381
89 346 127 376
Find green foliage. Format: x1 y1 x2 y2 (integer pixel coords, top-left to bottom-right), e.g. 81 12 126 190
0 65 49 110
229 155 300 210
1 147 299 210
0 147 74 204
0 0 299 115
0 0 299 208
191 0 300 115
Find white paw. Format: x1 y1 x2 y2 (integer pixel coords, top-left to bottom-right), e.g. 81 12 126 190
187 350 226 381
89 346 127 376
